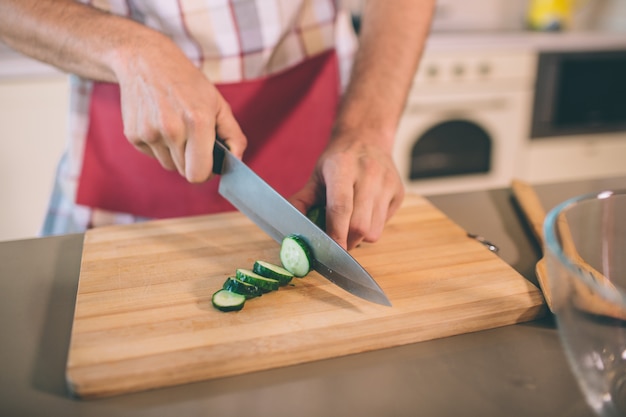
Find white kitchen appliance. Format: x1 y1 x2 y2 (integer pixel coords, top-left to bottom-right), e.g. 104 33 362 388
393 35 536 196
394 32 626 196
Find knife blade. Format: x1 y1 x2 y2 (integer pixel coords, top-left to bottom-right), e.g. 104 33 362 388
212 139 391 306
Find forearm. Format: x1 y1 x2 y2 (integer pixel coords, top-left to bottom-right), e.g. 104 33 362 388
0 0 247 182
334 0 435 151
0 0 175 83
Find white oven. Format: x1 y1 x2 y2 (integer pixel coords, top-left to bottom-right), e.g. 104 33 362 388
394 32 626 196
393 37 536 195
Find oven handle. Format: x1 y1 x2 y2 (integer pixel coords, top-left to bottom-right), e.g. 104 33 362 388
405 98 509 114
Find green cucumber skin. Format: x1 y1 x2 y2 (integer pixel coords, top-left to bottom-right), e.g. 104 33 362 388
211 289 245 312
280 234 313 278
306 206 326 231
236 269 280 292
214 242 313 313
222 277 262 299
252 261 293 286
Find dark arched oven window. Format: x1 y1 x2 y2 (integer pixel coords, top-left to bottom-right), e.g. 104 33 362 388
410 120 492 180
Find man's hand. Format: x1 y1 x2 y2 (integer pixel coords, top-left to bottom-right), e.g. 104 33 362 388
291 0 434 250
290 129 404 250
114 37 247 182
0 0 247 183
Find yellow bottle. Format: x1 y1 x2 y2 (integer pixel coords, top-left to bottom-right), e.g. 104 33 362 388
528 0 573 31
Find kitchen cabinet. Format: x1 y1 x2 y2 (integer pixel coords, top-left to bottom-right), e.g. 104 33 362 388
524 133 626 183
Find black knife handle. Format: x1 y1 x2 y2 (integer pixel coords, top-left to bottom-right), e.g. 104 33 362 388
212 137 229 175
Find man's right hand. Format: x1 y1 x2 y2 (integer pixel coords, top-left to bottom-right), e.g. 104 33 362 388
114 33 247 183
0 0 247 183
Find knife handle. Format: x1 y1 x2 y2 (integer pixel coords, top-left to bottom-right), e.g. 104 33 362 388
212 137 229 175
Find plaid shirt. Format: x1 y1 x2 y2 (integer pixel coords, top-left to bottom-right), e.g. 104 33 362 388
41 0 357 236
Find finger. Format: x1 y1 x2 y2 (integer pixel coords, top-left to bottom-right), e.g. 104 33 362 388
161 127 187 177
386 186 405 221
145 97 187 176
134 141 155 158
136 141 178 172
361 184 396 244
349 170 404 244
123 101 182 173
214 98 247 160
184 96 247 182
324 166 355 250
184 114 215 183
289 177 325 215
367 196 390 242
348 169 380 249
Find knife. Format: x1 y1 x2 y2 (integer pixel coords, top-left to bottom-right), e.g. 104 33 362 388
212 139 391 307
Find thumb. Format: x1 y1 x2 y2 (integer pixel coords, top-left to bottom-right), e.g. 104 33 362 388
214 96 247 160
289 180 322 215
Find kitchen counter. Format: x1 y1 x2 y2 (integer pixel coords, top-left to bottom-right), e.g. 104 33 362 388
2 176 625 417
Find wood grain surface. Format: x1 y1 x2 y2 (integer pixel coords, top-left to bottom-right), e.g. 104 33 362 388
66 194 546 398
511 179 555 310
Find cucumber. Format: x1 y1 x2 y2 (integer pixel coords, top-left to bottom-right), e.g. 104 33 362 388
236 268 280 292
280 234 313 277
253 260 293 286
222 276 263 299
307 206 326 231
213 237 315 313
212 289 246 312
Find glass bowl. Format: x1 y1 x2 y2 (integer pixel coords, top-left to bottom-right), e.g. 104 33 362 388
544 190 626 417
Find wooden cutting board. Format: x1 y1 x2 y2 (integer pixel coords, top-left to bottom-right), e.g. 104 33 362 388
66 194 546 398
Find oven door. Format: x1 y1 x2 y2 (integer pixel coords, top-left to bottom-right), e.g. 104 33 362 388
393 90 531 195
531 49 626 138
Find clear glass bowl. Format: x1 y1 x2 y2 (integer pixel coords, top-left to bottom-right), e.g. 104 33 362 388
544 190 626 417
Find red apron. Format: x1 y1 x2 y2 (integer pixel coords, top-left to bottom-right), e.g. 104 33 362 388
76 50 339 219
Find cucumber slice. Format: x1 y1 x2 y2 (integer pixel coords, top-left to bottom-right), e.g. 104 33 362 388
280 234 313 277
236 269 280 292
212 289 245 312
253 260 293 286
222 276 263 299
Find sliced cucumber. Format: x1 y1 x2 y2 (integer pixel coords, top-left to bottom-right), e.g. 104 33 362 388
212 289 246 312
253 260 293 286
306 206 326 231
236 268 280 292
222 276 263 299
280 234 313 277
